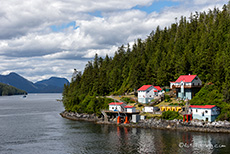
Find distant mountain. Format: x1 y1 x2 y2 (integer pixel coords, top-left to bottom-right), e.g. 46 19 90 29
0 72 38 92
0 82 27 96
0 72 69 93
35 77 69 93
35 77 69 88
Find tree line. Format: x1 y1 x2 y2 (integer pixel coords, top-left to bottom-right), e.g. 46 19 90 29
0 82 27 96
62 2 230 118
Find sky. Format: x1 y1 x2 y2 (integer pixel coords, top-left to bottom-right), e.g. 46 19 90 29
0 0 228 82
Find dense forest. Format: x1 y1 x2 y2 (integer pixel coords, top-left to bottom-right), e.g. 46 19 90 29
63 2 230 119
0 82 27 96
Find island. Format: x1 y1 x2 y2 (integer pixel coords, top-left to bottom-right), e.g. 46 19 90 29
0 82 27 96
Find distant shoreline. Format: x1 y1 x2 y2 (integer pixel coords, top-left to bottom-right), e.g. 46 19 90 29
60 111 230 133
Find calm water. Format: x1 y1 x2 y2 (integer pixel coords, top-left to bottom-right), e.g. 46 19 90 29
0 94 230 154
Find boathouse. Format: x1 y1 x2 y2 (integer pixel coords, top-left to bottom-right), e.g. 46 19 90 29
109 102 126 112
170 75 202 100
137 85 163 104
190 105 220 122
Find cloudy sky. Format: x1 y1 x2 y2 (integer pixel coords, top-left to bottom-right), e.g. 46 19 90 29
0 0 228 82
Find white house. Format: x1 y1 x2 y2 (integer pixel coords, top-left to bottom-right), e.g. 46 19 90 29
124 106 136 113
170 75 202 100
138 85 162 104
190 105 220 122
109 102 126 112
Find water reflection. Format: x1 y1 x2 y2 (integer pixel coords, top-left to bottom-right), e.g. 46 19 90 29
62 121 230 154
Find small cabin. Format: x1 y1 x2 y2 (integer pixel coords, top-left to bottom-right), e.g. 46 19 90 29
190 105 220 122
109 102 125 112
124 106 136 113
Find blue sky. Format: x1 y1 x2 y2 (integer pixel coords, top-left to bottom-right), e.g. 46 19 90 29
133 0 180 13
50 21 79 32
0 0 228 82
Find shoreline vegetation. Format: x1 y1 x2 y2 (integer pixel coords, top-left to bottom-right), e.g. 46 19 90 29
0 82 27 96
60 111 230 133
61 1 230 133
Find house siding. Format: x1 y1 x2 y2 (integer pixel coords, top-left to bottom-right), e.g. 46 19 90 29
192 114 211 122
126 108 136 113
109 105 124 112
191 107 219 122
138 98 154 104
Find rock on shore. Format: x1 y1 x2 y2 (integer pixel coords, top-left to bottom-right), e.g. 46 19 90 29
60 111 99 122
60 111 230 133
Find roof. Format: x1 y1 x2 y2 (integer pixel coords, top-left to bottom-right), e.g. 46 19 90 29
124 106 135 108
190 105 216 109
175 75 197 83
109 102 124 105
154 86 162 91
137 85 152 91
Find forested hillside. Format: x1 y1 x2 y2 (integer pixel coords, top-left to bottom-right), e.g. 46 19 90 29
63 3 230 117
0 82 27 96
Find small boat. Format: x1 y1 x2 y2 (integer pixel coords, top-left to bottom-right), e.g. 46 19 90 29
23 94 27 98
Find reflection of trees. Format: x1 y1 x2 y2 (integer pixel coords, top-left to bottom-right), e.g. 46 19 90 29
156 130 181 153
98 124 228 153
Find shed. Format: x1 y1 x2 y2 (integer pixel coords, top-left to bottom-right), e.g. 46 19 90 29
124 106 136 113
144 106 159 112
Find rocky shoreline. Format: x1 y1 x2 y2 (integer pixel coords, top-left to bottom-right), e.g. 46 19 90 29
60 111 230 133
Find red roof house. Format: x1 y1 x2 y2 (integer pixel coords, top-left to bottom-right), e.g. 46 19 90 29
137 85 163 103
170 75 202 100
190 105 219 122
109 102 125 112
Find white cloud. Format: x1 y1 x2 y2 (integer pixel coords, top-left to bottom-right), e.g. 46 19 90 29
0 0 228 82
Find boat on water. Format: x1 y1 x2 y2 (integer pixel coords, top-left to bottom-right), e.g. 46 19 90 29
23 94 27 98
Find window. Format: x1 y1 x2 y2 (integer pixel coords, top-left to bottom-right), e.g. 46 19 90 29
206 118 208 121
198 83 200 86
205 110 208 113
196 109 198 112
192 83 194 86
112 107 114 109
